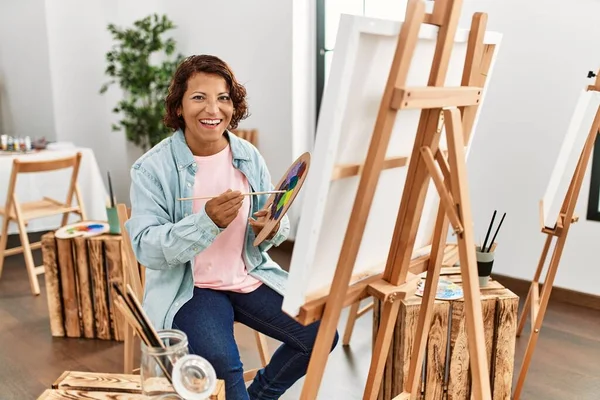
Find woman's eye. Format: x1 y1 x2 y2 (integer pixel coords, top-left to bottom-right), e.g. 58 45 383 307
219 96 231 101
192 95 204 100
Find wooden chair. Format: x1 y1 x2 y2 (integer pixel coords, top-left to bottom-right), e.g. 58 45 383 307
231 129 259 148
116 203 271 382
0 152 86 295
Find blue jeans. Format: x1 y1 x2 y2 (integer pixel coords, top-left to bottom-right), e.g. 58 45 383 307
173 284 339 400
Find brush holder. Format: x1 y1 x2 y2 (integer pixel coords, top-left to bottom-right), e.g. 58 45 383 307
105 207 120 234
141 329 217 400
475 245 495 287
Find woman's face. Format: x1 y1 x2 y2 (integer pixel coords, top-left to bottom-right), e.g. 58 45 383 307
178 72 234 144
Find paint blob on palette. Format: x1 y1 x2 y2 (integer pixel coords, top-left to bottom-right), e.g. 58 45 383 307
269 159 308 221
55 221 110 239
254 152 311 246
415 278 463 301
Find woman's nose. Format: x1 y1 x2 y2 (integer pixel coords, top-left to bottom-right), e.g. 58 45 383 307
204 101 219 114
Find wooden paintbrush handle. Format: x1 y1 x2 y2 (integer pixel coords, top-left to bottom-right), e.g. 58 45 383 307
177 190 285 201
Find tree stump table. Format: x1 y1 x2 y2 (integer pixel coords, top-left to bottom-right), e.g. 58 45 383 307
373 267 519 400
41 232 126 341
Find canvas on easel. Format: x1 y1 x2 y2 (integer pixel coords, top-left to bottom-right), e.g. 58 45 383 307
282 1 502 399
513 72 600 400
541 88 600 230
282 6 502 322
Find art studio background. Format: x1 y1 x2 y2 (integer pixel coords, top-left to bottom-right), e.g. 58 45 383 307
1 0 600 325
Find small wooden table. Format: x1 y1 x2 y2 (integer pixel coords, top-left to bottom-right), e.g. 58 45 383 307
37 370 225 399
373 267 519 400
41 232 126 341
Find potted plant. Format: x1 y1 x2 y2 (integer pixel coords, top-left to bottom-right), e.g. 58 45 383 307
100 14 185 151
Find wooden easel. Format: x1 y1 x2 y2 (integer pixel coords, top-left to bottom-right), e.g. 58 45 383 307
296 1 494 399
512 72 600 400
341 247 459 346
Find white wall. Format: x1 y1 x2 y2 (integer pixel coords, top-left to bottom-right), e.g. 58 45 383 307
44 0 168 207
317 0 600 295
289 0 318 238
0 0 56 141
41 0 299 223
459 0 600 295
6 0 599 295
163 0 294 176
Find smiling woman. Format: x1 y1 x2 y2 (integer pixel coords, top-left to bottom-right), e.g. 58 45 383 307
124 54 338 400
163 55 249 156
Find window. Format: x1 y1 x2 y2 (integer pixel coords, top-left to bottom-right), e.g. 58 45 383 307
586 132 600 221
316 1 407 120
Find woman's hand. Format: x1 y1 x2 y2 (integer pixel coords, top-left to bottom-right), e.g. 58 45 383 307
249 209 279 241
205 189 244 228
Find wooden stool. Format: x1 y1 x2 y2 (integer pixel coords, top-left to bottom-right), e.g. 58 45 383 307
38 370 225 399
373 267 518 400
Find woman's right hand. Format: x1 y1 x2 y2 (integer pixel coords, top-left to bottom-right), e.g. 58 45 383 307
205 189 244 228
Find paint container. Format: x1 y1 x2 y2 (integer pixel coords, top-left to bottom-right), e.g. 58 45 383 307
141 329 217 399
475 245 495 287
105 207 120 234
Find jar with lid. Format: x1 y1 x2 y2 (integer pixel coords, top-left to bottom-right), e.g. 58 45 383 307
141 329 217 399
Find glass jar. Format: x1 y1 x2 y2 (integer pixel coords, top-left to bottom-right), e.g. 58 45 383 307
141 329 217 400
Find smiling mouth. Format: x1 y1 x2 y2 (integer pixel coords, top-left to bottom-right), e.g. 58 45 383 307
199 119 222 129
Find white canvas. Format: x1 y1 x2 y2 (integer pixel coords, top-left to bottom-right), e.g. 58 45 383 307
282 14 502 318
542 90 600 228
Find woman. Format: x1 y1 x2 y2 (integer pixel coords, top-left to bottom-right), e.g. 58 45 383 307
125 54 338 400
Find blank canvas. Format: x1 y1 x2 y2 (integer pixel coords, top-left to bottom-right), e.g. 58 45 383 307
282 13 502 318
542 90 600 229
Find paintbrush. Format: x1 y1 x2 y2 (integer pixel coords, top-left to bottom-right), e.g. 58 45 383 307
111 282 172 382
114 299 172 383
486 212 506 252
177 190 286 201
107 171 115 208
481 210 496 252
112 282 161 347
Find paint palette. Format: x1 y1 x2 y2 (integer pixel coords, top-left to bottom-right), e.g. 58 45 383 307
55 221 110 239
253 152 311 246
415 277 464 301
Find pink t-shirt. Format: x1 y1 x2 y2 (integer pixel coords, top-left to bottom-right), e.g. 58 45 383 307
191 144 262 293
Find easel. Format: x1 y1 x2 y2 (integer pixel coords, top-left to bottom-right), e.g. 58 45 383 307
342 247 459 346
512 71 600 399
296 1 494 399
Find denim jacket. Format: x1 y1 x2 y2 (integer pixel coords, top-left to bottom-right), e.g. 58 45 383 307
125 129 290 330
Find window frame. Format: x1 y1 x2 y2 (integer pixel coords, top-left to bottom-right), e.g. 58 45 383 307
316 0 326 123
586 131 600 221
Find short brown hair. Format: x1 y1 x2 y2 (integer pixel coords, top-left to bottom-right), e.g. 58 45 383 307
163 55 249 131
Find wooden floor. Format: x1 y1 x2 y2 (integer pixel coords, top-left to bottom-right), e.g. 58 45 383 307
1 232 600 399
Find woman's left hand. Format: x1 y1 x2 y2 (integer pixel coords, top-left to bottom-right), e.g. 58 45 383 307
249 209 279 241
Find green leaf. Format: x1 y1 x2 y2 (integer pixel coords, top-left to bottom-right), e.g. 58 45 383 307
100 13 181 150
